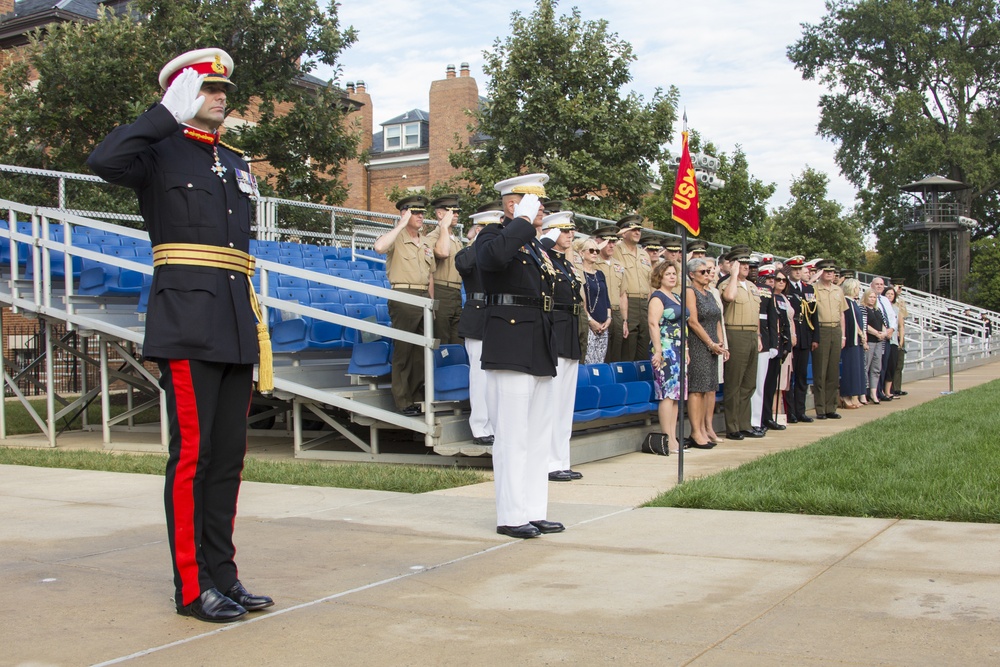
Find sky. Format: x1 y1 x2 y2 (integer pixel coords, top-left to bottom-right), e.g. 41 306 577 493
316 0 858 211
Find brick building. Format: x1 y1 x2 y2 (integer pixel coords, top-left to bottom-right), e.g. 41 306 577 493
341 63 485 215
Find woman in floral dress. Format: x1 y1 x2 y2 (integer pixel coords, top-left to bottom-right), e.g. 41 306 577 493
648 260 686 452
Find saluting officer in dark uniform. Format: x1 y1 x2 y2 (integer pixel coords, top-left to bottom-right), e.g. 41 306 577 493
477 174 564 539
782 255 817 423
540 211 584 483
87 48 272 623
455 204 503 447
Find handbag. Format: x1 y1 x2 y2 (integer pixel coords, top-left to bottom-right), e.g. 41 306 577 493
641 432 670 456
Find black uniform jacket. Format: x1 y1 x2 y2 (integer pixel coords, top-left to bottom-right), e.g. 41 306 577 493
455 241 486 340
757 285 780 351
87 104 258 364
547 249 582 361
475 216 557 377
785 280 817 350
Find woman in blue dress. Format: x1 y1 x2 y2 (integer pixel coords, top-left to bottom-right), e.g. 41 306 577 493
648 260 686 452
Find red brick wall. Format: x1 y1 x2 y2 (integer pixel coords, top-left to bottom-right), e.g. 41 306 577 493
369 163 430 215
428 64 479 188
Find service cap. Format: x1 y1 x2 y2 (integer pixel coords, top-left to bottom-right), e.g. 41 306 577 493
159 48 236 92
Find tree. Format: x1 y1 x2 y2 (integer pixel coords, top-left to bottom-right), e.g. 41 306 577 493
0 0 359 212
787 0 1000 277
767 167 865 268
640 134 776 249
966 238 1000 310
451 0 678 219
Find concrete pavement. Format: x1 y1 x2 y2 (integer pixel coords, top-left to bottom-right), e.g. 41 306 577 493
2 361 1000 665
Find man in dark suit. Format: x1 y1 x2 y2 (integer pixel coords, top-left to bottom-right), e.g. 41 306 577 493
476 173 563 539
781 255 817 423
87 48 272 623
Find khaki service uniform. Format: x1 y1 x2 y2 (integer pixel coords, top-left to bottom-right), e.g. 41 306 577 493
614 243 652 361
386 230 435 410
811 282 847 416
723 279 761 435
427 228 463 345
597 256 627 362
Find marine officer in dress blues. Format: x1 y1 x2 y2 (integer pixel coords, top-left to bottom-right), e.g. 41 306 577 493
477 173 564 539
87 47 272 623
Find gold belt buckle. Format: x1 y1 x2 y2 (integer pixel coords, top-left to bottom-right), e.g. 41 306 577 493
543 295 553 312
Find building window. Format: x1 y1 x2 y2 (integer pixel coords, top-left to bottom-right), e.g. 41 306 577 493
384 122 421 151
385 125 401 149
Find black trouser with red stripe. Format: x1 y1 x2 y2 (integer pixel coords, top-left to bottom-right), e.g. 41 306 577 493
160 359 253 608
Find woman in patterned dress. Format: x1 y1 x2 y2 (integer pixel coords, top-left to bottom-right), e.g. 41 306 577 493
648 260 686 452
685 257 728 447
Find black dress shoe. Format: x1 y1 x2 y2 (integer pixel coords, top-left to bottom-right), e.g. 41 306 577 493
895 391 908 396
825 412 842 419
177 588 247 623
399 404 421 416
529 520 565 534
472 435 495 445
565 469 583 480
726 432 745 440
497 524 541 538
690 441 716 449
741 429 765 438
548 470 573 482
764 419 786 431
786 414 799 424
815 413 827 420
225 580 274 611
798 415 814 423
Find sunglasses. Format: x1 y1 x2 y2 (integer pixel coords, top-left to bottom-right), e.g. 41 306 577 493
775 278 787 283
585 248 600 254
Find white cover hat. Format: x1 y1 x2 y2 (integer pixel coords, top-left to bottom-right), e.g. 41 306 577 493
493 173 549 197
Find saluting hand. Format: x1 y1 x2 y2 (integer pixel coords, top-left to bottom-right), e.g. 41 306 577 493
161 68 206 124
398 209 412 227
439 210 454 228
512 194 541 221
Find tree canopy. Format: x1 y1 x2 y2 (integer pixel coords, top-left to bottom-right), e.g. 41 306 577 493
767 167 866 268
787 0 1000 285
451 0 678 218
0 0 359 207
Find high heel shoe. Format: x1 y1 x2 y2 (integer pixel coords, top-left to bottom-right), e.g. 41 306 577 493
867 393 880 405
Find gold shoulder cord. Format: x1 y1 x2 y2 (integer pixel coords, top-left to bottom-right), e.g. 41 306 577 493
801 299 818 331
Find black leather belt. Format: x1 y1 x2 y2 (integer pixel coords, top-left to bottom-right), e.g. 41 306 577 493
486 294 553 312
553 303 583 315
469 292 486 301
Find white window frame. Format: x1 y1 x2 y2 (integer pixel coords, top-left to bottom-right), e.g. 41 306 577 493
403 122 420 148
384 125 401 150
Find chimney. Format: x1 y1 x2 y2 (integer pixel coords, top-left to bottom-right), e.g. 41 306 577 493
428 62 480 186
343 77 373 211
355 79 366 93
346 81 355 94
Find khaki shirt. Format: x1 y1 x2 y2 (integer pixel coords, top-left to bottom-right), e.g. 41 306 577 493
814 282 848 324
613 242 652 298
596 257 627 308
386 229 435 286
723 281 762 327
427 228 463 287
896 296 909 320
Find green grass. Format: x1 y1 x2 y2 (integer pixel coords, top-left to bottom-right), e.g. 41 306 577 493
0 447 488 494
1 396 159 435
645 380 1000 523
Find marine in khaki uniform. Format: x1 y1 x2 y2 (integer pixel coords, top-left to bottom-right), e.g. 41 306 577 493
811 259 848 419
721 249 762 439
613 214 653 361
373 195 436 415
892 279 908 394
593 225 627 362
427 194 464 345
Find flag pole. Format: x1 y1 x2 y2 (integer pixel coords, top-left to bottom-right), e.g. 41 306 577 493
676 111 688 483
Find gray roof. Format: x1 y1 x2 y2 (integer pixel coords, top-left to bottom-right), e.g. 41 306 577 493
380 108 429 126
10 0 102 19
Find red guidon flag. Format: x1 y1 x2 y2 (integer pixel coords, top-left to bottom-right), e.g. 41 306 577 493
671 131 700 236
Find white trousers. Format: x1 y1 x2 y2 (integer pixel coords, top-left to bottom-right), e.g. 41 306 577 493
486 369 553 526
464 338 493 438
750 350 769 428
549 357 578 472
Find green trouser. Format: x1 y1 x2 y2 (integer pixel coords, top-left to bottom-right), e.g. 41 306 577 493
812 326 841 415
605 308 624 363
433 285 462 346
723 329 757 434
622 296 650 362
579 310 589 363
388 289 427 409
893 346 905 390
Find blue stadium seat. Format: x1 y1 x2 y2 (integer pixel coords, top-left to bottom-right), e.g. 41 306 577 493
375 303 390 325
621 381 654 415
635 360 654 383
434 344 469 367
585 363 616 387
353 269 376 281
435 365 470 401
341 291 370 306
308 287 342 305
326 259 349 270
270 318 308 353
573 385 601 423
306 304 351 350
595 383 628 418
302 258 326 271
347 340 392 377
277 275 309 289
609 361 639 383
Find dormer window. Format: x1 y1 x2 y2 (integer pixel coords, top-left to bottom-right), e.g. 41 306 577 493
385 122 421 151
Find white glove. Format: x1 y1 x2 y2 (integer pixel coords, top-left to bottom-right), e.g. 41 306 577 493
768 348 779 359
542 228 561 243
512 194 541 222
161 68 206 124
